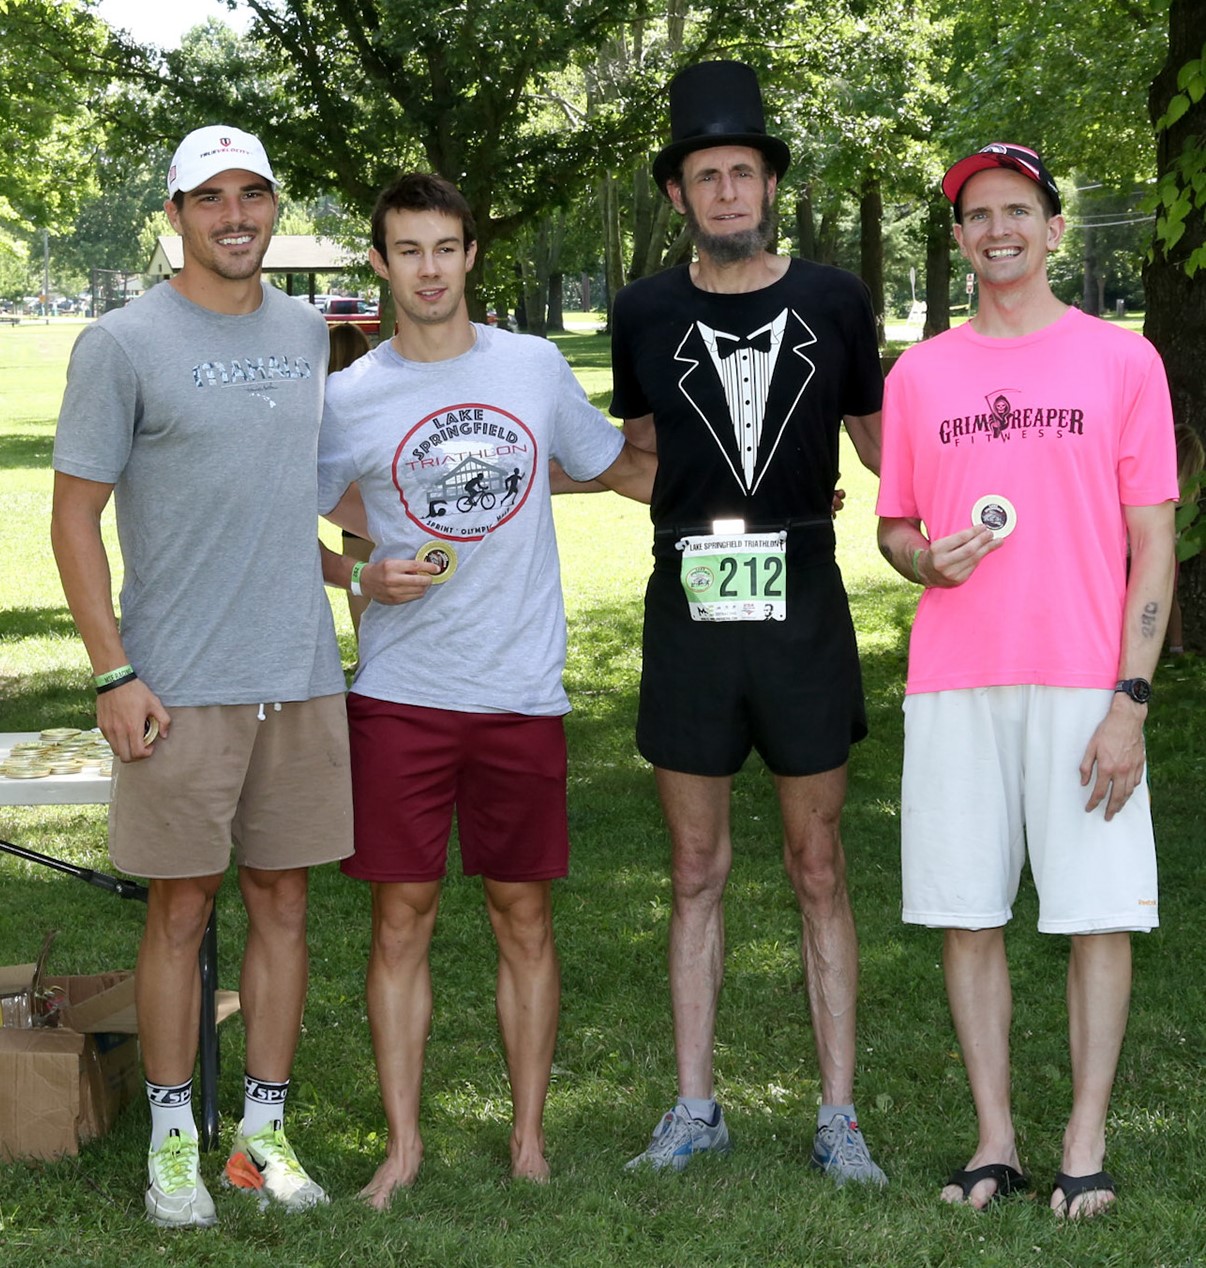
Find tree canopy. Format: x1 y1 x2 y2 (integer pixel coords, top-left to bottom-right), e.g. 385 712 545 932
0 0 112 232
15 0 1199 359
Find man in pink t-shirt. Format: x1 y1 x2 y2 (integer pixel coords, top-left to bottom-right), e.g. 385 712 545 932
877 144 1177 1220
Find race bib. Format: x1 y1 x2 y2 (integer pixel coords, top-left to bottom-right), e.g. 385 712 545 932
678 532 787 622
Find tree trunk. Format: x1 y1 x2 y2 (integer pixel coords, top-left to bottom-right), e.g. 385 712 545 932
547 272 565 332
795 188 816 262
923 196 951 339
859 179 885 346
1144 0 1206 648
817 208 839 265
1082 224 1099 315
630 167 657 282
599 174 625 331
521 263 547 338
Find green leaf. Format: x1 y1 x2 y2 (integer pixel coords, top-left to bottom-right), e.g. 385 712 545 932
1164 93 1191 128
1175 501 1200 533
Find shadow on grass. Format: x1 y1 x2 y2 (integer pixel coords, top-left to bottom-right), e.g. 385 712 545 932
2 603 79 643
0 431 53 471
549 329 612 372
0 607 95 731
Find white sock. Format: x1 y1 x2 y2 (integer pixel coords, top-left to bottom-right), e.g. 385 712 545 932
243 1074 289 1135
146 1079 196 1150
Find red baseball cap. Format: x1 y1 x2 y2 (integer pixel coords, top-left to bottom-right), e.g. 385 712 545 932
942 143 1061 222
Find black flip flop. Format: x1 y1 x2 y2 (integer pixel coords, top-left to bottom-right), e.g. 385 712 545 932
946 1163 1030 1204
1053 1170 1115 1217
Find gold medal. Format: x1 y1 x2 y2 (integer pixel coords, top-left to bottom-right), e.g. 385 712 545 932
416 541 457 584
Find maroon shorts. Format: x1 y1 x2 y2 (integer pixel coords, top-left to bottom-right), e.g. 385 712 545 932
343 694 569 884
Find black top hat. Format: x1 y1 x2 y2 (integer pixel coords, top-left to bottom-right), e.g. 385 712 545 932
652 61 791 193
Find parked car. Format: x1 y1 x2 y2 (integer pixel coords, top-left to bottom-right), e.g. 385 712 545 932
323 297 380 337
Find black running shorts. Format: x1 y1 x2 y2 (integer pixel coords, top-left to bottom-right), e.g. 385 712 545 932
636 556 867 777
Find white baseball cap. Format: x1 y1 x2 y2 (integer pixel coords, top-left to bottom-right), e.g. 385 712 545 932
167 125 277 197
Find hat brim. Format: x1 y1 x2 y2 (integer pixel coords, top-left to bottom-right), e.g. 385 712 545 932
653 133 791 193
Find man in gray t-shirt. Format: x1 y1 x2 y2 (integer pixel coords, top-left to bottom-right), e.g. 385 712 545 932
318 172 654 1206
51 125 351 1229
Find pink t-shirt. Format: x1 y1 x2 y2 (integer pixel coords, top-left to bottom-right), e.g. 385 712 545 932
876 308 1177 694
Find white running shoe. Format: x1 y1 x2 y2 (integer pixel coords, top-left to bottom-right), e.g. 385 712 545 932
145 1129 218 1228
224 1119 329 1210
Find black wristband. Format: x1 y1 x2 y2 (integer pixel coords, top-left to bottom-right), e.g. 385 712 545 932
96 670 138 695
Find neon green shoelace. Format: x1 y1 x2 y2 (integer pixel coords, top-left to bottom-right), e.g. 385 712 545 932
153 1135 198 1193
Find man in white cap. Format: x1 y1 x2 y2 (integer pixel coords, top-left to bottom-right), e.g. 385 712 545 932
606 61 886 1185
877 143 1177 1217
51 125 352 1227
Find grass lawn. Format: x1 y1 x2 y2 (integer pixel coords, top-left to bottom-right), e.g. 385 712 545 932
1 320 1203 1267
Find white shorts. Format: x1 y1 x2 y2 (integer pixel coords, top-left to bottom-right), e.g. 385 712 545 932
901 686 1158 934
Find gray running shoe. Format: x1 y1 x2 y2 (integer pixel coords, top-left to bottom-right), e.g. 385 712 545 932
625 1103 731 1172
810 1112 887 1187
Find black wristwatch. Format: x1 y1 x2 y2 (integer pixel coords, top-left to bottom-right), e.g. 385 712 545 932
1114 678 1152 704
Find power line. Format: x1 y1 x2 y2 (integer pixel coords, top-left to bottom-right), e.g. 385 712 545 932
1064 216 1155 229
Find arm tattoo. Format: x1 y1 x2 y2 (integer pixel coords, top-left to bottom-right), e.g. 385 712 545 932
1141 600 1160 640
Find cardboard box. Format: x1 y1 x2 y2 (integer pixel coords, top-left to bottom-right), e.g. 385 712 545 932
0 968 141 1161
0 958 241 1163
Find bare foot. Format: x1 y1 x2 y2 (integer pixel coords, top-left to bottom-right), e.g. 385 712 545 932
510 1134 550 1183
511 1154 550 1183
359 1142 423 1211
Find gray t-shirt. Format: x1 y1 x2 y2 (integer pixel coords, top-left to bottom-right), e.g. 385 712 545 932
318 325 624 715
54 281 345 706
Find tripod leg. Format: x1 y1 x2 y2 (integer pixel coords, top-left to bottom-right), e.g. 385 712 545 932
198 907 220 1152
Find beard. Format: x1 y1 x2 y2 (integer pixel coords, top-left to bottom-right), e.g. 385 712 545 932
682 189 774 264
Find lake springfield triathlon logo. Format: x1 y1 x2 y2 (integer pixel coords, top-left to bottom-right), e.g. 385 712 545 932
392 402 536 539
937 387 1085 446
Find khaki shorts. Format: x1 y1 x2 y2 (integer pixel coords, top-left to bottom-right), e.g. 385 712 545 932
109 695 353 879
901 686 1158 934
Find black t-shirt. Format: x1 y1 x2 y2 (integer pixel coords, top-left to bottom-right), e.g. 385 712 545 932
610 258 882 532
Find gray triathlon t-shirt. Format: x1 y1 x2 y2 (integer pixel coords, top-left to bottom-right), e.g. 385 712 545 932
318 324 624 716
53 281 345 706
